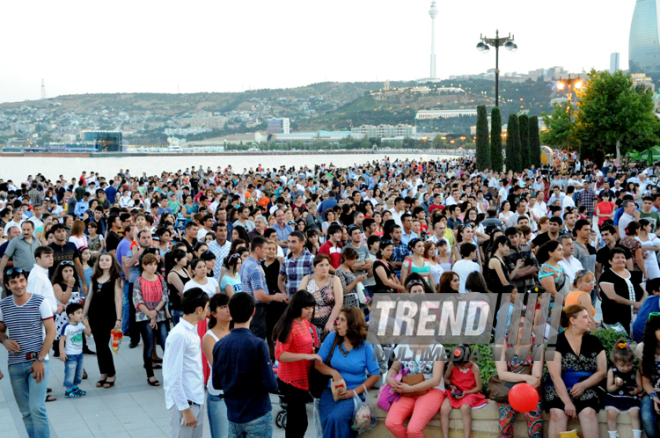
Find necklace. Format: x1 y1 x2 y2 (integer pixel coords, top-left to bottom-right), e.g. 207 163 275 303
338 343 350 357
457 364 471 374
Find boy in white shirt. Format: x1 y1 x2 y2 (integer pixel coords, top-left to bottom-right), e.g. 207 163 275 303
59 303 91 398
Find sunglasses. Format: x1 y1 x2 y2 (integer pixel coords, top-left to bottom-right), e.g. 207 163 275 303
649 312 660 320
60 261 75 266
6 267 25 275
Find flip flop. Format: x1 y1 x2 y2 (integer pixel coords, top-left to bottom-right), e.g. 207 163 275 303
45 395 57 402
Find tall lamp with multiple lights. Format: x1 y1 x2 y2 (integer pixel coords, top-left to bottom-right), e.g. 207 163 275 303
477 30 517 107
556 75 584 122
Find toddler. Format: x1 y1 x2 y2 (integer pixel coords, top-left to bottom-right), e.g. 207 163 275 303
605 340 642 438
59 303 91 398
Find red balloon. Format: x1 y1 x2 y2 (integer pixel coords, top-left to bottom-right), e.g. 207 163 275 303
508 383 539 413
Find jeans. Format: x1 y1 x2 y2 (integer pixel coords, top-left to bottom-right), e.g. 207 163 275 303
319 387 357 438
123 282 140 344
228 411 272 438
641 394 660 438
8 360 50 438
249 305 268 339
63 353 84 388
137 320 168 378
207 393 228 438
171 309 183 326
279 380 312 438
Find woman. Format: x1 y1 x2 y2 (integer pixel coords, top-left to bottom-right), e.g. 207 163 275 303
545 305 607 438
364 201 374 219
184 258 220 297
335 247 366 305
231 226 250 245
83 253 122 388
499 201 513 222
599 248 647 335
305 229 321 255
132 253 169 386
595 192 615 226
263 239 284 359
274 291 321 438
313 307 380 438
86 221 104 256
401 238 436 290
202 294 231 438
425 241 444 286
202 251 217 278
193 242 209 260
51 261 81 360
295 218 307 233
403 273 434 294
182 195 198 224
166 249 190 326
373 240 406 293
68 220 88 250
565 270 598 332
495 311 544 438
168 193 181 215
385 341 446 438
437 240 453 271
486 236 523 290
638 313 660 438
299 254 343 334
322 210 338 237
453 224 473 262
621 221 649 280
538 240 570 301
636 219 660 280
373 211 384 237
437 271 460 293
156 227 172 258
220 253 242 296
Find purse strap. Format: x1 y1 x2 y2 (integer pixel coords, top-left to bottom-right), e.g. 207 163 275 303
325 333 341 366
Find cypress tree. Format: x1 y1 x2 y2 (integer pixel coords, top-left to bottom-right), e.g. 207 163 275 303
475 105 491 170
506 114 521 173
490 107 503 172
519 114 530 170
528 116 541 167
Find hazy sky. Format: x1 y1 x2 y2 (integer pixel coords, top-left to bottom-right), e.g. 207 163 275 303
0 0 635 104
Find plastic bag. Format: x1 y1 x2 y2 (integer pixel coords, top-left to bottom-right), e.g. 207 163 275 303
352 385 377 434
313 398 323 438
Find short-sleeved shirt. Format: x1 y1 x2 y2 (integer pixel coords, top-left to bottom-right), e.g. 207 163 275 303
106 230 121 253
48 241 81 278
220 275 243 294
0 294 53 365
599 268 642 331
279 249 315 296
61 322 85 355
116 238 132 279
318 331 380 390
319 241 342 269
241 256 268 302
4 236 40 271
596 244 631 273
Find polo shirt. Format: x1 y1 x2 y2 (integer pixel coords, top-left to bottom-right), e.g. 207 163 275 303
318 241 342 269
4 235 40 271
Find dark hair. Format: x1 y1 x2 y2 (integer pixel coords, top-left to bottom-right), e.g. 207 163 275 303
573 219 591 235
228 291 255 324
560 304 586 328
600 224 616 236
171 249 187 266
181 287 210 315
208 293 230 329
549 216 563 226
404 273 433 293
340 246 358 264
66 302 83 317
190 258 206 274
201 251 216 261
250 236 267 252
52 261 79 287
327 223 343 236
338 306 368 348
451 344 472 365
465 271 488 293
608 247 627 261
537 240 561 264
289 230 305 243
438 271 459 293
647 278 660 294
460 242 477 258
273 290 317 343
34 245 54 260
504 227 520 237
376 240 395 259
489 235 510 258
313 254 331 266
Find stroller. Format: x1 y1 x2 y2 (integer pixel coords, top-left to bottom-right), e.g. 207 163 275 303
272 363 314 429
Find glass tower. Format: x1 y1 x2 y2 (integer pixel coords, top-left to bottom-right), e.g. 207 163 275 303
630 0 660 79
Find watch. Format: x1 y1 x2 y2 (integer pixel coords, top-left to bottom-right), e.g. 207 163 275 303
37 356 45 362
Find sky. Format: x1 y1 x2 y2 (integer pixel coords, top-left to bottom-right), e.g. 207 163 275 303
0 0 635 104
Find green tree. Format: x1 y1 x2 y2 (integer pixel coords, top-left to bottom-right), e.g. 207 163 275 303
506 114 522 172
541 102 577 149
432 135 445 148
476 105 491 170
528 116 542 167
490 107 503 172
519 114 530 170
574 70 659 164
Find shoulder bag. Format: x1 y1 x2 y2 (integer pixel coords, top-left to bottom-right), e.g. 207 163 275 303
309 333 341 399
487 364 532 403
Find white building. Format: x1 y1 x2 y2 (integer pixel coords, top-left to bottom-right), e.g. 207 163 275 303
351 124 416 138
416 109 477 120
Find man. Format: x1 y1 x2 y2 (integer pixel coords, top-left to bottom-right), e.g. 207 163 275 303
27 204 44 232
573 219 597 277
480 207 505 233
428 193 444 215
240 237 288 339
208 223 232 280
212 292 278 438
74 192 91 219
0 225 20 262
640 196 660 232
452 243 480 294
116 225 139 346
390 197 406 227
278 231 314 297
400 213 418 247
212 207 233 237
272 209 294 254
248 216 267 241
163 288 209 438
105 214 122 256
506 199 529 228
305 202 323 231
48 224 87 294
577 180 597 217
4 208 23 235
197 215 214 240
531 216 562 251
446 205 462 230
27 182 43 206
105 180 118 205
390 224 408 278
345 224 373 289
503 227 539 293
318 224 343 272
0 268 56 438
181 221 199 256
596 225 632 283
157 197 172 216
124 228 154 346
560 211 577 236
429 220 449 246
318 190 338 216
557 235 584 285
233 206 256 232
27 246 64 317
0 221 41 286
618 200 638 238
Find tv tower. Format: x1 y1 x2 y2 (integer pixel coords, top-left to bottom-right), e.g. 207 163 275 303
429 1 439 79
41 79 46 100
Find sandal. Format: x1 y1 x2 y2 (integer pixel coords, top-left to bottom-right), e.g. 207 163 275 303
104 377 116 388
82 369 88 380
65 389 81 399
45 395 57 402
152 363 162 370
151 358 163 364
147 378 160 387
96 379 107 388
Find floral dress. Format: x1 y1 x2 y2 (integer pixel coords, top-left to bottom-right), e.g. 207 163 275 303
306 275 336 331
538 263 570 299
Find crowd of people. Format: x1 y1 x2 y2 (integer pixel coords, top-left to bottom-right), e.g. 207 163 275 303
3 154 660 438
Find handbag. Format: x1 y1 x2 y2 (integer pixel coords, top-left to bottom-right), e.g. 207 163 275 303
309 334 341 399
487 364 532 403
402 373 428 397
377 368 407 410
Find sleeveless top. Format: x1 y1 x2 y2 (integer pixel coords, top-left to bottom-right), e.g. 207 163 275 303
539 263 570 297
89 278 117 320
565 291 596 316
485 257 509 291
307 275 336 329
609 365 638 399
167 270 190 311
204 330 223 396
404 257 432 283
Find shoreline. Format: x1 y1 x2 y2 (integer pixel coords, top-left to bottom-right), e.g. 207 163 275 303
0 149 466 158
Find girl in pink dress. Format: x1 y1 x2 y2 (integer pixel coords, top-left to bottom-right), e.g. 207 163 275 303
441 345 488 438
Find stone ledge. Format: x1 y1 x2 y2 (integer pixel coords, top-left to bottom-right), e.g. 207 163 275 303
362 390 643 438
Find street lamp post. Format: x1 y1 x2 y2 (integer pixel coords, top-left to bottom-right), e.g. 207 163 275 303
555 75 584 123
477 30 517 107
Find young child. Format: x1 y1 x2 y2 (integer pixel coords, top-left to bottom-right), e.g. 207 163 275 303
605 340 642 438
441 345 488 438
59 303 92 398
80 248 94 299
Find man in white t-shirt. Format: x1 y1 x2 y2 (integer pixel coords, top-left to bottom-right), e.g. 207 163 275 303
618 200 639 238
452 243 481 294
557 236 584 286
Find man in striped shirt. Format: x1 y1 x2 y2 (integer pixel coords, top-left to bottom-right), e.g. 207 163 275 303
0 268 56 438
